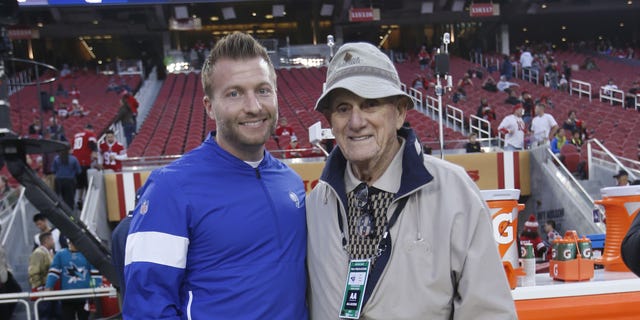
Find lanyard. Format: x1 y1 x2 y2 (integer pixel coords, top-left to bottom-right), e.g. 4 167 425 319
336 196 409 262
336 195 409 310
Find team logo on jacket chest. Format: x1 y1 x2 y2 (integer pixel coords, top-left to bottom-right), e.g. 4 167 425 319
140 200 149 215
289 191 302 208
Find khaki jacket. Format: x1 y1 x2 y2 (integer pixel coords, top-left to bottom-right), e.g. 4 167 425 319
28 246 52 289
307 128 516 320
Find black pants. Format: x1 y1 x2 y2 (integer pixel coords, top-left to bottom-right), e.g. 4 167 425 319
61 299 89 320
0 272 22 319
55 177 76 209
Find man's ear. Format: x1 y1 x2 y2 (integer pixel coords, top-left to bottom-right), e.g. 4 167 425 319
395 98 410 129
203 96 215 119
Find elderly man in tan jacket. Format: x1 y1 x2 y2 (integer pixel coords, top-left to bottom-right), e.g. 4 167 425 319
306 42 517 320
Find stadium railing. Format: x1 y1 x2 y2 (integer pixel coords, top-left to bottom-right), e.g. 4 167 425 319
569 79 592 102
598 86 625 106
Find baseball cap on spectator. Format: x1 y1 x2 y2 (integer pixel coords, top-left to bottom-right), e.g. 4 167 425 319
613 170 628 179
513 104 524 113
314 42 414 113
72 99 79 105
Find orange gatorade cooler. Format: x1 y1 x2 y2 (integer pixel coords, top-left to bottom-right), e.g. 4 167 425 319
594 185 640 272
480 189 526 289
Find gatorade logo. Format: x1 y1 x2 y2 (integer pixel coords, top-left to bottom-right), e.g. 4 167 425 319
553 263 559 276
582 248 592 258
563 249 573 259
492 213 514 245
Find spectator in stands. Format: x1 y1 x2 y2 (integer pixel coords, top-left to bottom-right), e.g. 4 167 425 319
53 148 81 210
99 129 127 172
558 74 569 91
28 117 43 137
106 77 120 93
33 213 65 252
582 56 599 71
418 45 430 71
476 98 496 121
29 231 60 320
497 75 519 93
537 95 554 109
71 124 98 210
69 85 80 100
68 99 89 117
498 104 526 151
563 110 581 133
562 60 571 82
308 41 516 319
602 78 619 96
550 128 567 155
60 64 72 78
545 60 560 90
46 116 66 142
56 83 68 97
124 32 307 320
530 103 558 146
465 132 483 153
520 47 533 69
504 89 521 105
411 73 428 90
625 80 640 109
614 170 630 186
481 75 498 92
121 92 139 129
569 129 583 150
45 238 101 320
522 91 535 126
500 54 513 80
452 85 467 103
275 116 295 137
56 102 69 119
114 98 136 146
0 226 22 320
285 135 303 159
457 73 474 89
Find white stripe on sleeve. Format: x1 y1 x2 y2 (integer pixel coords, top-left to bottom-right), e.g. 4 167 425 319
125 231 189 269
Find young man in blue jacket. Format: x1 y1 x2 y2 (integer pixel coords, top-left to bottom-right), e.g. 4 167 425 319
123 32 308 319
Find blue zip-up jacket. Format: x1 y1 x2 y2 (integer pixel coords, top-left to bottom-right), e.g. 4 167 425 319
45 249 101 290
124 133 308 320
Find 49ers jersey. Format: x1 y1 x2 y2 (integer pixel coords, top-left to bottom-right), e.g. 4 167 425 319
72 130 97 167
99 141 126 172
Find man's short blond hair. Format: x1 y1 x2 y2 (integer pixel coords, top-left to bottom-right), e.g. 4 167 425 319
201 32 276 98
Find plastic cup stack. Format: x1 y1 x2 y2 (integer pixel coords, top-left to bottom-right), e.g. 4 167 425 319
521 243 536 286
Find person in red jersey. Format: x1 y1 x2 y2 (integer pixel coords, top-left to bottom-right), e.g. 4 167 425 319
71 124 98 209
99 129 127 172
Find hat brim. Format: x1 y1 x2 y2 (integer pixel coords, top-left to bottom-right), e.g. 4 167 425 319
314 75 414 113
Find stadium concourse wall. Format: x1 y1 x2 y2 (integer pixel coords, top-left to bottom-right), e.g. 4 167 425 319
102 151 530 222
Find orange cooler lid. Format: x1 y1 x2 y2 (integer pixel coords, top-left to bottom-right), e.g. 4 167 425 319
600 186 640 197
480 189 521 201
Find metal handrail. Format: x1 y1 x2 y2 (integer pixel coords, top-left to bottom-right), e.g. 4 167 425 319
544 147 597 210
0 287 116 320
33 287 117 320
1 187 26 247
587 138 637 181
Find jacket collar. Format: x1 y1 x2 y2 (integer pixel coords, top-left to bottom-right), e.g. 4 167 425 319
202 131 275 169
320 127 434 205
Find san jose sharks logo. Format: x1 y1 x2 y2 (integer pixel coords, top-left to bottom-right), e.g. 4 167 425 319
65 262 88 284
